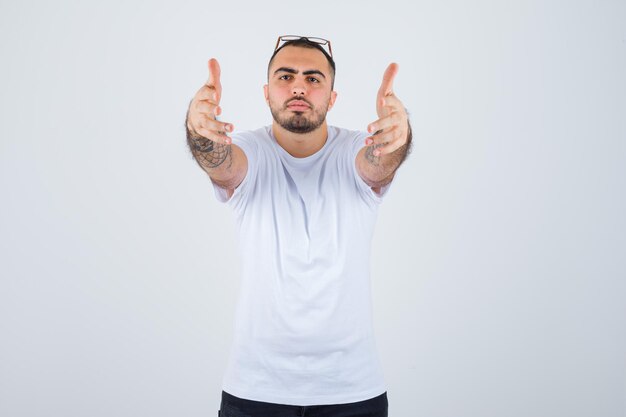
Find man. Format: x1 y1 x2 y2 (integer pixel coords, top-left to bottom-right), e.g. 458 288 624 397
185 36 412 417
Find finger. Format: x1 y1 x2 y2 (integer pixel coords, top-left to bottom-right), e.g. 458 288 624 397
206 58 222 102
364 125 400 146
194 126 232 145
369 137 404 156
191 115 233 142
193 119 233 145
207 58 221 88
377 62 399 97
196 85 221 103
379 93 403 109
195 99 221 116
367 111 403 134
197 115 234 135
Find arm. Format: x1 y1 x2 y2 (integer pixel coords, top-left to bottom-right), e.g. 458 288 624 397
356 120 413 191
185 58 247 194
185 114 247 191
356 63 413 191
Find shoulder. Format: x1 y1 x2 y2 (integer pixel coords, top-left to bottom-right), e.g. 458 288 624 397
327 125 368 157
331 125 368 143
229 126 275 155
329 125 366 139
231 126 271 143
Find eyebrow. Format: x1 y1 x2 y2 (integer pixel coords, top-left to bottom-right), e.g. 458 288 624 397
273 67 327 79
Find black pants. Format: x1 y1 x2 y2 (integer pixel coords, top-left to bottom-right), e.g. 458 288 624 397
218 390 389 417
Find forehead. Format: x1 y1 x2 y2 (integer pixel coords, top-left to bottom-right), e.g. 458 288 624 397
270 45 331 75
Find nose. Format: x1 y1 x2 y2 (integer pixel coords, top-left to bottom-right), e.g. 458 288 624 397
291 82 306 96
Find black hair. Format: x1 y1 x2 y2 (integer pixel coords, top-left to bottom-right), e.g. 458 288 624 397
267 38 336 89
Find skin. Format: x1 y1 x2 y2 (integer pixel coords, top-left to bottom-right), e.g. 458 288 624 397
357 62 412 191
185 58 245 194
185 46 411 195
263 45 337 158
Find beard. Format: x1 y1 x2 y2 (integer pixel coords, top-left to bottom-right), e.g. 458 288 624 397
270 97 328 134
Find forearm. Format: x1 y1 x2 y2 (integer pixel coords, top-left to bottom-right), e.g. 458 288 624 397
186 123 232 171
359 120 413 188
184 106 241 190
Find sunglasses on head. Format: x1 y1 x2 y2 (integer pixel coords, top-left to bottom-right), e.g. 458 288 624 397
274 35 333 58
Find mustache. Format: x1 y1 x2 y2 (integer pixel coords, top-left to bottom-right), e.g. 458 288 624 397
284 97 313 108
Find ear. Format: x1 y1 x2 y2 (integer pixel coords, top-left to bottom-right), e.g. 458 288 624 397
327 90 338 111
263 84 269 105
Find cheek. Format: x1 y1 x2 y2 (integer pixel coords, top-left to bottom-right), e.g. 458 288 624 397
268 87 290 103
311 90 332 106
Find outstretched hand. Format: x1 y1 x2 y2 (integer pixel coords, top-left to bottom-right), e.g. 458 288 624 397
365 63 409 156
187 58 234 145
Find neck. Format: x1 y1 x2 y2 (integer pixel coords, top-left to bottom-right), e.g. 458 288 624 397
272 121 329 158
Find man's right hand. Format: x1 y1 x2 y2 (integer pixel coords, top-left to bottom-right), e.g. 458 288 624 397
187 58 234 145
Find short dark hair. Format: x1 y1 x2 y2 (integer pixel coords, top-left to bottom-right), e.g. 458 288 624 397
267 38 336 89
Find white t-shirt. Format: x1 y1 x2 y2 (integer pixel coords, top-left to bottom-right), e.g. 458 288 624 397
211 125 393 406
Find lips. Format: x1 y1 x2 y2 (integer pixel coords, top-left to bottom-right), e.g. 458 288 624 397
286 100 311 110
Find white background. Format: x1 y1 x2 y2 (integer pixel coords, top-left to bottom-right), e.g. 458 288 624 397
1 0 625 416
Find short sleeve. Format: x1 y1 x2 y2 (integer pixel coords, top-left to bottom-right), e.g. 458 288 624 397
210 131 259 213
349 131 393 205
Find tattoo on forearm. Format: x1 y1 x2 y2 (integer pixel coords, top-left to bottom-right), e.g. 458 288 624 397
184 106 232 170
365 144 382 166
363 120 414 181
188 134 232 169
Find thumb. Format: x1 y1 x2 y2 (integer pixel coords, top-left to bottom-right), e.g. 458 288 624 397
377 62 399 97
206 58 222 90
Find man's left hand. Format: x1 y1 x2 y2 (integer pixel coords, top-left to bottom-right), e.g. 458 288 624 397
365 63 409 156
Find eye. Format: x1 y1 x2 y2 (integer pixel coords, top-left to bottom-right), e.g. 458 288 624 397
308 77 320 83
279 74 292 80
